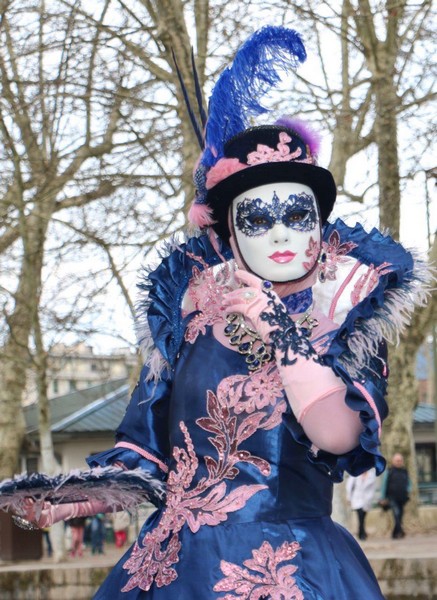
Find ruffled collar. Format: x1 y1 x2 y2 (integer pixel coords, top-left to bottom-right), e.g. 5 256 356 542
138 219 431 380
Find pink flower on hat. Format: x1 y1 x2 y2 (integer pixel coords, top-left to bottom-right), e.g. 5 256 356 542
247 132 304 165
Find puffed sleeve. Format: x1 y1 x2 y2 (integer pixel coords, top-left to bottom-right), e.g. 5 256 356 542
282 340 388 482
87 234 230 504
283 218 431 482
87 364 171 506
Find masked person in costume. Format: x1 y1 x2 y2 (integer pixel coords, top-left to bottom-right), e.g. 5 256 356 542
1 27 431 599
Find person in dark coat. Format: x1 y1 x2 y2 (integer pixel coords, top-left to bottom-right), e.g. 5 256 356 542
381 453 411 539
90 513 105 555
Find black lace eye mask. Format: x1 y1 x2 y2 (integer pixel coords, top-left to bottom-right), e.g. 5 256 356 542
235 192 318 237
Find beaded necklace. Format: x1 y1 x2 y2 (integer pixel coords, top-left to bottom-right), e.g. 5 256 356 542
224 286 318 370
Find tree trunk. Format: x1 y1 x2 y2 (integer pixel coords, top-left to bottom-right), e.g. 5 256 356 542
374 74 401 238
34 325 67 561
0 358 27 478
150 0 209 218
0 212 49 478
34 321 60 476
332 481 350 528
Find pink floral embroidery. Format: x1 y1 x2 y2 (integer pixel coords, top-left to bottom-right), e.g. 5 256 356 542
122 367 286 592
214 540 304 600
185 256 234 343
303 236 320 272
247 132 313 166
223 363 284 415
319 230 358 282
350 262 392 306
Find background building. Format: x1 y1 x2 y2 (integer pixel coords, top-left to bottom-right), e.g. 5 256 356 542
24 343 137 405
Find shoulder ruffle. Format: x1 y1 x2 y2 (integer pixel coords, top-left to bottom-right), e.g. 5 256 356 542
315 218 432 379
136 233 232 377
299 218 433 480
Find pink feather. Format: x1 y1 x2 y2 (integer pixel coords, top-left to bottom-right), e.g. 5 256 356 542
188 201 216 228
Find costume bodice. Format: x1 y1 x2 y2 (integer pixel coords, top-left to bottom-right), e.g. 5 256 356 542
167 326 333 522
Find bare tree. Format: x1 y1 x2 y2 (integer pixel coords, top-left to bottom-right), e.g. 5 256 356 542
0 0 188 477
334 0 435 508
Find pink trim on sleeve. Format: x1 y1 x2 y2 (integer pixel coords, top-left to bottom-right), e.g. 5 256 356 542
353 381 382 436
114 442 169 473
328 261 361 320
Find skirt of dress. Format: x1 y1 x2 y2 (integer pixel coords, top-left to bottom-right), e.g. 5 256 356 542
92 515 384 600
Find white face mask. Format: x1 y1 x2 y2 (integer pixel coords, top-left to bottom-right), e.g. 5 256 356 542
231 182 321 282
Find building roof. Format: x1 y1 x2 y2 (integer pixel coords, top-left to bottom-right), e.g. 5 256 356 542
51 384 130 433
414 403 436 425
24 383 436 437
24 379 128 435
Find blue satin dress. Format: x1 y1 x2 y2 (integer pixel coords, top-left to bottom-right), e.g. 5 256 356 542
88 220 418 599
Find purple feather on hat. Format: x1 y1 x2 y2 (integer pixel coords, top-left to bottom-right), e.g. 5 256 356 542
275 117 321 158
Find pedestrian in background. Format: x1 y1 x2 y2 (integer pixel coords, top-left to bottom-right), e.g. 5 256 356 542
112 510 130 548
346 469 377 540
90 513 105 555
42 526 53 557
381 453 411 539
67 516 86 557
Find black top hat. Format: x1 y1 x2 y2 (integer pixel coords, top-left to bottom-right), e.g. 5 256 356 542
204 124 337 242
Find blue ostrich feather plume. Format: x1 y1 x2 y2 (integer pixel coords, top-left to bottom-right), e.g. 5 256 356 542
202 26 306 168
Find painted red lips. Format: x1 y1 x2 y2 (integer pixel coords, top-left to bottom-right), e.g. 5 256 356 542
268 251 296 264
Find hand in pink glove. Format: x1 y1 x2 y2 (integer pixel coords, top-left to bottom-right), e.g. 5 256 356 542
223 271 360 454
16 496 112 528
223 270 318 366
223 270 282 342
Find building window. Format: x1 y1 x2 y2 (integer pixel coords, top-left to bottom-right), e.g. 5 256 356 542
91 363 98 372
69 379 77 392
26 456 39 474
416 443 436 482
53 380 58 394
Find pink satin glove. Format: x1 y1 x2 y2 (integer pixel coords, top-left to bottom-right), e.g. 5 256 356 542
18 497 113 528
223 270 317 366
223 271 361 454
223 270 288 344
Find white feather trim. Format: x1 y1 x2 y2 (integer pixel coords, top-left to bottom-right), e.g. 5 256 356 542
338 252 434 378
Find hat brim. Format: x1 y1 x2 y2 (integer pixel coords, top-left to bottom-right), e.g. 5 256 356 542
206 162 337 242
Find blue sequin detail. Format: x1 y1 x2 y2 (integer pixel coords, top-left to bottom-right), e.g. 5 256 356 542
235 192 318 237
260 289 319 366
281 288 312 314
